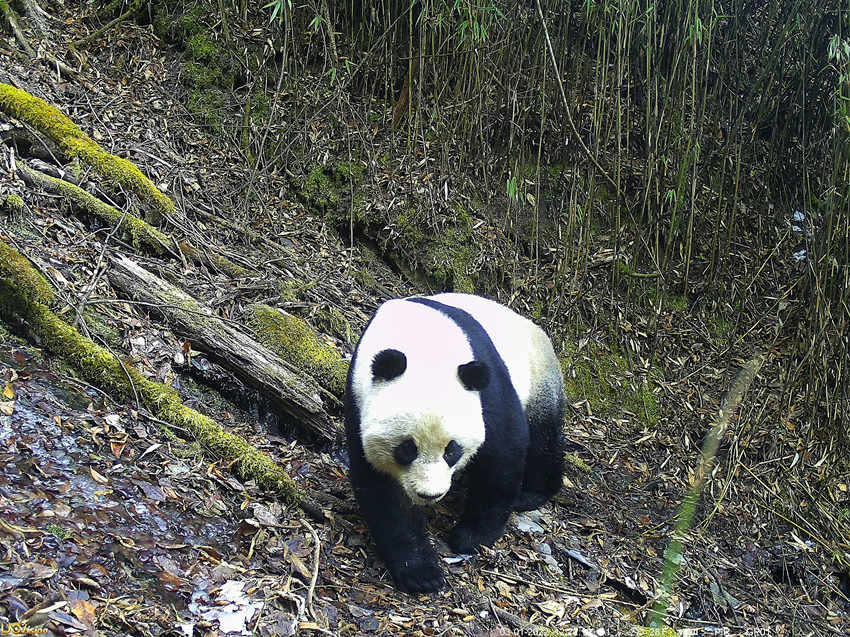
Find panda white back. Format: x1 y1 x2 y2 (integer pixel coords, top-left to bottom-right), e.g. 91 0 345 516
427 293 561 410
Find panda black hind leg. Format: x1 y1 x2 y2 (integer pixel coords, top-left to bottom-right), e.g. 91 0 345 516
514 385 566 512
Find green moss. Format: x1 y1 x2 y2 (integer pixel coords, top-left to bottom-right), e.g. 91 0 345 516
430 210 475 293
628 381 660 428
315 306 353 347
275 279 316 303
0 241 54 306
172 438 205 460
393 208 424 247
46 524 73 540
248 88 270 125
644 287 687 312
185 62 224 89
0 243 301 503
30 167 169 254
148 5 235 140
1 194 25 216
276 279 301 303
350 191 369 223
151 9 171 40
565 452 592 472
561 342 661 427
152 4 205 42
303 165 342 214
668 295 687 311
529 301 544 320
0 83 174 221
177 241 247 278
335 161 365 182
0 2 18 32
711 316 732 345
66 158 84 181
393 205 476 293
66 308 123 350
298 164 479 292
187 89 225 131
546 162 569 179
354 267 377 289
433 228 474 292
616 260 638 277
186 32 220 62
244 304 348 397
177 8 205 37
561 344 613 417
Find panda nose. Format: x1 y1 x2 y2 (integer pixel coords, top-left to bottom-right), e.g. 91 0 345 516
416 491 442 501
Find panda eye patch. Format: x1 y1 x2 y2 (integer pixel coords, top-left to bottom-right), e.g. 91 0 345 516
458 360 489 390
372 349 407 381
393 438 418 465
443 440 463 466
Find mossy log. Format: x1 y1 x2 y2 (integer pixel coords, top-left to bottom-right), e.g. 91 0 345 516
106 255 338 442
176 240 247 279
244 303 348 398
17 160 247 276
17 160 170 255
0 82 173 221
0 240 303 504
0 239 54 305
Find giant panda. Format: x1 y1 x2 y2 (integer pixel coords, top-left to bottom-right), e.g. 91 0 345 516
344 293 566 593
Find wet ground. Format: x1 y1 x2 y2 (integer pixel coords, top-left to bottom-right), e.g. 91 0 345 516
0 340 249 635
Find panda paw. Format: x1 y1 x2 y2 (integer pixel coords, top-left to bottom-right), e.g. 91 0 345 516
448 521 500 554
388 555 445 593
513 490 549 512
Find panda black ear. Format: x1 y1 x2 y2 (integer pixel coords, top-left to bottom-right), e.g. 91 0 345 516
372 349 407 381
458 361 489 391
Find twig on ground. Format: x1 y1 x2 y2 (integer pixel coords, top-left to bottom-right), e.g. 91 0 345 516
301 519 321 622
0 2 36 57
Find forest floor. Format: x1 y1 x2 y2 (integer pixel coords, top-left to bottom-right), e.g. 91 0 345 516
0 7 848 637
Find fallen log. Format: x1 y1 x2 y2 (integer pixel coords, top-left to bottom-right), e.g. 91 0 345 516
107 255 338 442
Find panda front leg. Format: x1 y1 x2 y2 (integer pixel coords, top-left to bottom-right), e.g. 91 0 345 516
448 446 524 554
349 456 445 593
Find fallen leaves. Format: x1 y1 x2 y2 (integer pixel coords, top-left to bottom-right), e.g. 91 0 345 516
89 466 109 484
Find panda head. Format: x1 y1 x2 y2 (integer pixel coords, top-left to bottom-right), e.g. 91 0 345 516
359 347 490 506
